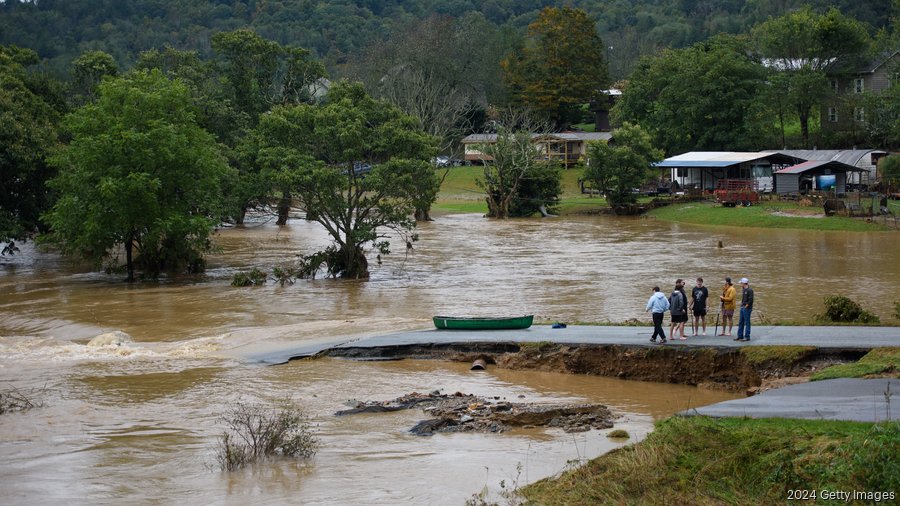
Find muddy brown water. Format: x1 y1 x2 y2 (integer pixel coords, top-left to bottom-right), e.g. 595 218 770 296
1 213 897 504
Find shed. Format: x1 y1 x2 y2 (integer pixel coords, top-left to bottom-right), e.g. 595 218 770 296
775 150 888 187
655 151 797 192
774 160 861 195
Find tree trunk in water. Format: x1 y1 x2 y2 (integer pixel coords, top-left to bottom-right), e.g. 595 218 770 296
276 191 291 226
338 245 369 279
125 233 135 283
236 204 248 225
414 207 432 222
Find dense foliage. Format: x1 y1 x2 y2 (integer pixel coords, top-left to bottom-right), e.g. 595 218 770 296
584 122 663 207
0 0 890 80
252 81 437 279
44 70 234 281
502 7 609 128
0 45 61 250
613 35 773 155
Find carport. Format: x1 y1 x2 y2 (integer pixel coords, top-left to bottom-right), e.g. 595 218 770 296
774 160 861 195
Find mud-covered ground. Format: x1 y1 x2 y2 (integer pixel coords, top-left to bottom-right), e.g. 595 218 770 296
335 391 614 435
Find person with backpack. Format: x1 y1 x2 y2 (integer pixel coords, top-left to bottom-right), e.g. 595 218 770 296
668 279 688 340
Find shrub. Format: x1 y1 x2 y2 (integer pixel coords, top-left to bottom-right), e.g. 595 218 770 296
0 387 44 415
817 295 880 324
216 399 318 471
231 268 267 287
607 429 630 439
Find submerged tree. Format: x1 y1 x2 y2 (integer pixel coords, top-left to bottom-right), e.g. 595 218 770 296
475 126 561 219
0 45 60 252
253 81 437 279
44 70 233 281
584 123 663 208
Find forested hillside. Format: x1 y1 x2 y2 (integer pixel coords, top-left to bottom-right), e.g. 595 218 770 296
0 0 890 79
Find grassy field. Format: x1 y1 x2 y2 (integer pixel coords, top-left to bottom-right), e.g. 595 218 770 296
521 416 899 505
433 165 612 215
647 200 892 232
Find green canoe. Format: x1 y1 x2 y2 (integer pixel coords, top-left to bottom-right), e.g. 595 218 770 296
432 315 534 330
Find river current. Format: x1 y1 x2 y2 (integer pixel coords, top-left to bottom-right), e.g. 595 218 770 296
1 212 897 504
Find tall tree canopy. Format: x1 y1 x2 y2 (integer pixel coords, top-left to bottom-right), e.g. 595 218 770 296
253 81 437 280
44 70 234 281
752 6 871 147
0 45 60 252
613 35 772 155
502 7 610 128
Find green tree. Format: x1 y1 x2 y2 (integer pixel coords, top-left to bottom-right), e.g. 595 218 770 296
253 81 437 279
880 155 900 193
211 29 326 225
613 35 772 155
70 50 118 105
475 127 560 219
502 7 609 128
752 6 871 147
44 70 233 281
583 122 663 208
0 45 60 252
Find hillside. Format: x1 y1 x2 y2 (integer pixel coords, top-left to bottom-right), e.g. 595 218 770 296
0 0 890 79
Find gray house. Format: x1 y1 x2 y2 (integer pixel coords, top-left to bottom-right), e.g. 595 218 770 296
822 50 898 132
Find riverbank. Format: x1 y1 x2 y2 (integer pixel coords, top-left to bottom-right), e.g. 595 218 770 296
647 200 896 231
521 416 899 505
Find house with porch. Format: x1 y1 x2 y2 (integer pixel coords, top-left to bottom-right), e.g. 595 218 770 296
655 151 798 193
461 131 612 167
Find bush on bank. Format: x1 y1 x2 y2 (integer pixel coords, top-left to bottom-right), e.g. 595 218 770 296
521 416 899 505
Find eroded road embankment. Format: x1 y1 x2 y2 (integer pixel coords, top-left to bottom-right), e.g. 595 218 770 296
319 342 870 393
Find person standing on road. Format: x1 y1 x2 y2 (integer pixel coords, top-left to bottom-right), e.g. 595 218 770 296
718 277 736 337
736 277 754 341
689 277 709 336
646 286 670 344
668 279 688 340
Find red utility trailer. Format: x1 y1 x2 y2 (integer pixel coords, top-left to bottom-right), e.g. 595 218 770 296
714 179 759 207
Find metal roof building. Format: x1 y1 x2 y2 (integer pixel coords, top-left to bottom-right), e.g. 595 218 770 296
774 160 861 195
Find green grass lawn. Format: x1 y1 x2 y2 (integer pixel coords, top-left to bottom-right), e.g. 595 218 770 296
521 416 899 505
648 200 892 232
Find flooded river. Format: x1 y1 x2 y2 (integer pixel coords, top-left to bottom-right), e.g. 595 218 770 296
1 213 897 504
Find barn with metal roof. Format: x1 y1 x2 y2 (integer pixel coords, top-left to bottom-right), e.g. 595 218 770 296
655 151 798 192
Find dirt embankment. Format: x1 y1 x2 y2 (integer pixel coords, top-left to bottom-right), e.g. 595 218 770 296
322 342 866 393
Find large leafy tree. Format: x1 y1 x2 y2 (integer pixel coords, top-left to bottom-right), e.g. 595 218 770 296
212 29 326 225
0 45 60 252
752 6 871 147
502 7 609 128
613 35 772 155
70 50 118 105
44 69 234 281
583 123 663 209
253 81 437 279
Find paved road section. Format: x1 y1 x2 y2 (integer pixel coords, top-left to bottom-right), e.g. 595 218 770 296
683 378 899 422
243 324 898 365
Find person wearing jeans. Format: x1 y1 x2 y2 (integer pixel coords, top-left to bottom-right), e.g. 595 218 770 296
646 286 670 344
736 277 754 342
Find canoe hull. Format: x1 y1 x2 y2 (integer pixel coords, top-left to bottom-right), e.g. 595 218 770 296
432 315 534 330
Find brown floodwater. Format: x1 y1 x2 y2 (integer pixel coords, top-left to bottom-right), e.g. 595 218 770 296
1 213 897 504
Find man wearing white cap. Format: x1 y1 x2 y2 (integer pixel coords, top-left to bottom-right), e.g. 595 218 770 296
735 278 754 342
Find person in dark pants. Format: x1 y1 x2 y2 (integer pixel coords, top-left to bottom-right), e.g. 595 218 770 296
735 277 754 341
669 279 688 340
646 286 670 344
689 277 709 336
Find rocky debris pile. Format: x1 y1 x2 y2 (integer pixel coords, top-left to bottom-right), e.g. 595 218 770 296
335 391 614 436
